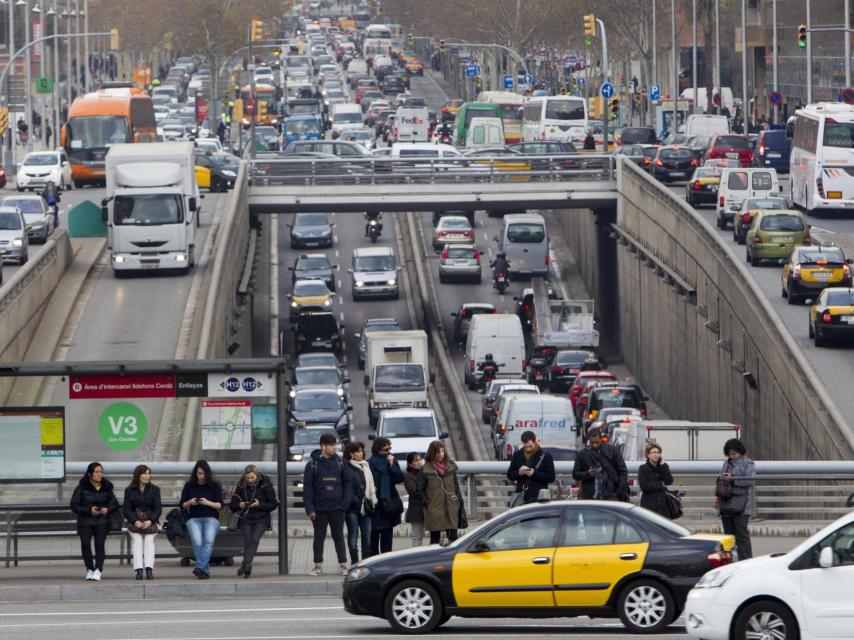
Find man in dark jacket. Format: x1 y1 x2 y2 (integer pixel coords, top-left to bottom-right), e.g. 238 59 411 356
507 431 556 504
572 427 628 500
303 433 351 576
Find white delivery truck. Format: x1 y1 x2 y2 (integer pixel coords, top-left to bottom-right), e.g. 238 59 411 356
497 395 577 461
103 141 200 276
395 106 430 143
364 330 431 426
644 421 741 461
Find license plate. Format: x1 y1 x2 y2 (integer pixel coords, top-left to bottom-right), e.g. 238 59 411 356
842 316 854 324
455 259 470 265
767 152 781 158
141 263 158 269
726 152 739 158
669 171 685 177
772 235 790 242
812 271 832 280
535 372 543 379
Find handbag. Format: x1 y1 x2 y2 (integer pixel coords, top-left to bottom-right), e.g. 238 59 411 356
458 502 469 529
108 509 123 532
715 475 733 499
127 508 158 534
719 492 748 517
664 490 683 520
163 507 188 540
381 496 404 515
509 452 546 507
362 496 375 515
227 511 242 532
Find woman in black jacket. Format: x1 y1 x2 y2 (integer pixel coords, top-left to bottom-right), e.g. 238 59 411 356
342 442 376 564
123 464 162 580
638 443 674 518
228 464 277 578
70 462 119 581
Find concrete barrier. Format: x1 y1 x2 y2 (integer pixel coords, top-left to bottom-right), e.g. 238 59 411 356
0 230 73 402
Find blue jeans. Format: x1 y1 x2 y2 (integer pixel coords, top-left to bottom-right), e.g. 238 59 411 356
345 511 372 564
186 517 219 573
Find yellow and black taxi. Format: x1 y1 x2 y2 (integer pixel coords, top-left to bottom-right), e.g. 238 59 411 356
782 244 852 305
287 279 333 322
404 58 425 76
343 500 735 634
684 166 721 208
808 287 854 347
732 195 788 245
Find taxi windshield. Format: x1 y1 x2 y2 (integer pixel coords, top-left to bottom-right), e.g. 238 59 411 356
293 281 329 296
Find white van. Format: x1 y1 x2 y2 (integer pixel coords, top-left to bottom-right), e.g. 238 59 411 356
464 313 525 388
331 103 363 135
466 117 505 148
496 213 549 278
716 168 781 229
347 59 369 75
684 114 729 138
496 395 577 461
395 106 430 143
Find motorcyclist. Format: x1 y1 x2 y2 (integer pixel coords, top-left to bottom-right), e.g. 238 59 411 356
489 252 510 281
42 182 60 228
364 211 382 237
477 353 499 377
434 120 453 143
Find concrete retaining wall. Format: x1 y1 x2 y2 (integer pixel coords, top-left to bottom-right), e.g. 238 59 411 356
0 231 73 402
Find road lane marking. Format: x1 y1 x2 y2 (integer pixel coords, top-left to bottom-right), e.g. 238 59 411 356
810 226 835 234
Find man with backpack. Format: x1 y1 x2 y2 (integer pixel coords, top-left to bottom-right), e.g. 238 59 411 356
572 426 629 501
507 431 556 506
303 433 352 576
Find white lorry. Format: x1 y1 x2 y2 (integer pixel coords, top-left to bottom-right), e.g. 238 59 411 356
530 277 599 352
644 421 741 461
364 330 431 426
103 141 200 276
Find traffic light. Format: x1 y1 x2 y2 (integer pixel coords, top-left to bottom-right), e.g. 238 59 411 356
251 19 264 43
109 28 120 50
798 24 807 48
439 39 445 52
0 107 8 137
608 97 620 121
408 33 414 45
583 14 597 38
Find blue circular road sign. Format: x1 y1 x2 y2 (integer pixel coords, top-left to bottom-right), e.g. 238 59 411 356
600 82 615 99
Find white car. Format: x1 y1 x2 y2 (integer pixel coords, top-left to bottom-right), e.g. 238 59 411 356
373 408 448 460
1 194 54 243
16 150 72 191
685 510 854 640
195 138 223 154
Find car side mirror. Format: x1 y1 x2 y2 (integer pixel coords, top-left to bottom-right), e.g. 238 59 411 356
346 404 354 412
819 546 836 568
473 539 491 552
429 373 436 384
368 433 376 440
288 266 294 271
439 432 449 439
189 197 197 211
347 268 353 273
848 259 854 265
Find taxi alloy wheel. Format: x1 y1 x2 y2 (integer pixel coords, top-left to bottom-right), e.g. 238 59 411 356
734 600 799 640
617 579 674 634
385 580 443 634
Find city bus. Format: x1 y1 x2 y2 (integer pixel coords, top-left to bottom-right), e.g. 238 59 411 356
363 24 392 63
61 90 157 186
477 91 527 144
788 102 854 214
239 84 280 126
520 95 588 145
451 102 502 147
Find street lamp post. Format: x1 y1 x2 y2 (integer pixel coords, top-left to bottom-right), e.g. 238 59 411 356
715 0 721 115
806 0 812 104
64 4 72 109
772 0 779 123
49 4 59 145
7 0 16 172
672 0 678 135
73 0 79 89
846 0 851 88
23 0 32 151
82 0 88 90
652 0 657 127
741 0 748 126
692 0 697 115
36 2 45 149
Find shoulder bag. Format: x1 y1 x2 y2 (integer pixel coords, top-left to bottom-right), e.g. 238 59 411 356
664 491 684 520
510 452 546 508
127 508 158 534
591 449 629 502
715 460 734 499
719 492 748 517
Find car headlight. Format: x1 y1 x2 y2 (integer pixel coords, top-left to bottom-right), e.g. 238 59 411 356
337 387 345 397
289 390 296 398
323 299 331 306
355 281 364 287
694 566 739 589
346 566 371 581
113 255 126 263
291 301 299 307
221 170 237 177
387 279 396 286
12 238 23 247
175 253 187 262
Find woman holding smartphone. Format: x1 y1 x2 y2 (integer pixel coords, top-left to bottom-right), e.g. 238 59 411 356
180 460 223 579
70 461 119 581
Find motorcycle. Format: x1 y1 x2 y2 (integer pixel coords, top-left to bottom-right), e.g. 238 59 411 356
477 361 504 392
367 219 382 242
493 271 510 294
526 356 549 389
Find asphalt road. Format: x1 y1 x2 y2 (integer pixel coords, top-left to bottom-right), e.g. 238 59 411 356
0 595 692 640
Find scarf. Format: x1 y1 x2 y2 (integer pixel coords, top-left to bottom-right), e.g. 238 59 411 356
350 459 376 514
523 445 541 461
433 460 448 476
372 456 392 501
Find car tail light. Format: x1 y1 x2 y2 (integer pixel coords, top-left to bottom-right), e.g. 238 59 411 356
506 443 513 459
822 310 833 324
438 230 448 236
552 366 566 375
470 359 475 370
464 230 472 238
759 144 765 156
719 195 725 207
474 249 480 263
690 158 698 167
707 550 733 568
753 235 763 244
461 309 470 318
654 158 663 166
693 180 702 190
441 247 448 260
641 406 648 417
792 264 802 280
741 213 751 224
844 264 851 278
522 359 527 368
545 254 550 265
643 157 651 165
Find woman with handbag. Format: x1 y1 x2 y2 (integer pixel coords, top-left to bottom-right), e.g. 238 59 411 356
368 437 404 554
343 442 376 563
229 464 277 578
403 453 426 547
180 460 223 579
638 443 676 518
714 439 755 560
123 465 162 580
70 461 119 581
416 440 466 545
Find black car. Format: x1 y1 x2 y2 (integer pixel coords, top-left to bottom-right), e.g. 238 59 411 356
381 75 406 95
619 126 658 145
194 151 240 192
580 382 648 427
293 311 343 354
288 212 334 249
343 500 735 634
287 386 352 442
290 252 337 291
650 145 697 182
615 144 647 166
549 349 596 391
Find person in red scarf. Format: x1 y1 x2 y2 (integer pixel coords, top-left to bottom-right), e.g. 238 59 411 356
416 441 466 544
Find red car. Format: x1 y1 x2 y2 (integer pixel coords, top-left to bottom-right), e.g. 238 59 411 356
704 133 752 167
568 370 616 412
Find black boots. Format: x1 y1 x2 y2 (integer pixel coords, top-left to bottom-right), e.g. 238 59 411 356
237 562 252 578
145 568 154 580
135 569 143 580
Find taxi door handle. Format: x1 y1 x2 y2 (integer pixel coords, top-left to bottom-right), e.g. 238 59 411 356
620 553 638 560
532 557 551 565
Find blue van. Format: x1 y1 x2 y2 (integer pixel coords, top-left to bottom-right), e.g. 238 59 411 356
282 115 322 148
752 130 790 173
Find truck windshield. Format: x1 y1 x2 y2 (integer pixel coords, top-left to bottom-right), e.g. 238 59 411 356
114 194 184 226
374 365 425 392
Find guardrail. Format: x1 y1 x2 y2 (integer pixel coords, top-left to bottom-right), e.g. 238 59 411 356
248 153 615 186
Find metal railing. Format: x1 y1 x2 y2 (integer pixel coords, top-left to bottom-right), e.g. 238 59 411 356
248 153 616 186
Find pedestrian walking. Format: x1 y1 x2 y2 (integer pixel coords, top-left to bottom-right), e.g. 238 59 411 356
417 440 466 545
122 464 161 580
69 462 119 581
368 437 404 554
229 464 277 579
403 452 426 547
303 433 351 576
572 426 629 500
714 439 755 560
507 430 556 506
45 123 52 149
217 119 227 144
179 460 223 579
638 443 675 518
343 441 376 563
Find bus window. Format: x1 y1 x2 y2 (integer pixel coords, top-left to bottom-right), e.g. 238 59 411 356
545 99 585 121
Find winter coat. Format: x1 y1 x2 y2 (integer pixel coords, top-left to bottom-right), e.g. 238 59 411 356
228 474 278 528
719 456 756 517
572 443 628 500
638 461 674 517
70 478 119 530
343 462 369 514
369 454 404 531
122 483 163 525
303 451 351 515
403 468 425 524
507 447 556 504
179 481 223 520
416 461 462 531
